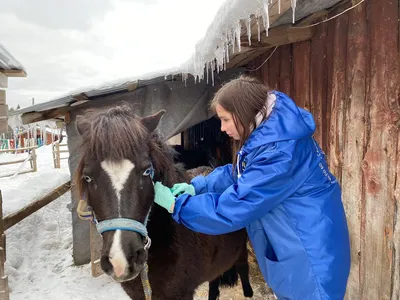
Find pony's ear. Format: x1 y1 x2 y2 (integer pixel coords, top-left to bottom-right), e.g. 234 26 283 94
76 115 90 136
141 109 166 133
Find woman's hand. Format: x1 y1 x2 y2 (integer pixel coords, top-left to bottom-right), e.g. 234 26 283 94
154 182 176 213
171 183 196 196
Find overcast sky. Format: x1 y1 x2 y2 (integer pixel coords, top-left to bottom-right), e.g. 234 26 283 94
1 0 226 109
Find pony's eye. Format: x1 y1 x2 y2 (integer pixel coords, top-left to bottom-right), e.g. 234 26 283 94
83 175 92 183
143 168 152 176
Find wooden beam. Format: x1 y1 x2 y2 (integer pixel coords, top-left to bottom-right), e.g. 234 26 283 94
0 90 5 105
21 106 70 124
242 0 293 39
0 105 8 118
0 69 26 77
241 24 314 48
0 117 8 134
0 74 7 89
227 23 314 69
3 181 71 231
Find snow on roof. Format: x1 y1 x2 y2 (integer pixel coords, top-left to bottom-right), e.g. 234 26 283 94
0 42 26 73
179 0 296 82
14 0 341 118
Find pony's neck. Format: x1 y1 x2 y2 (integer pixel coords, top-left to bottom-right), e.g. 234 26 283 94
148 132 189 185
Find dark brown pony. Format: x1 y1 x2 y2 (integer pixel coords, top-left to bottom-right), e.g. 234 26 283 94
75 105 253 300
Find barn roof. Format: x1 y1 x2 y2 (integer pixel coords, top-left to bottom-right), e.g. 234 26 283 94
13 0 343 124
0 43 26 77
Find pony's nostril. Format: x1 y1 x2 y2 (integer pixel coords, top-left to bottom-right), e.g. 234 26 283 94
129 248 146 265
100 255 114 274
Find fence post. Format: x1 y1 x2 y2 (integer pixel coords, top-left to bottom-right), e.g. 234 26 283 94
31 148 37 172
56 142 60 168
0 191 9 300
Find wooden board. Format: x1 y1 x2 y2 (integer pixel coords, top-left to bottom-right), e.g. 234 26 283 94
0 74 7 89
360 0 400 299
341 3 367 299
309 22 327 149
0 90 5 105
291 41 310 109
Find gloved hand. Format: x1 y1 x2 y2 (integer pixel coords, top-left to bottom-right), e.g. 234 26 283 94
171 182 196 196
154 182 176 213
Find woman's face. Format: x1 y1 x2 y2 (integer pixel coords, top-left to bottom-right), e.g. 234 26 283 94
216 104 241 140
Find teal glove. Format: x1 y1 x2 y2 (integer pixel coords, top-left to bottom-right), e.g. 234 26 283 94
171 183 196 196
154 182 176 213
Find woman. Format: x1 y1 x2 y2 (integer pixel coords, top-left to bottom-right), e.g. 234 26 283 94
154 75 351 299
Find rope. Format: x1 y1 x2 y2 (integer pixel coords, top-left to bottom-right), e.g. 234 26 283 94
247 46 278 72
140 263 152 300
293 0 365 29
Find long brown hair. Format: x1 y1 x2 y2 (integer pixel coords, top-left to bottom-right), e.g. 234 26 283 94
210 75 271 168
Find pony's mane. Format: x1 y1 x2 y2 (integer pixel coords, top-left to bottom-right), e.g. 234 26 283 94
74 104 188 200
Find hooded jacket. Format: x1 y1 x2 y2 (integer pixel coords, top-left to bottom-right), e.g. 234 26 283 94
172 91 351 299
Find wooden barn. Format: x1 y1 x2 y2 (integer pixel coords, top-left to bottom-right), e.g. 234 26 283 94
13 0 399 299
0 43 26 133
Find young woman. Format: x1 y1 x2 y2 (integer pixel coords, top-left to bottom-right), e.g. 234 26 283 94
154 75 351 299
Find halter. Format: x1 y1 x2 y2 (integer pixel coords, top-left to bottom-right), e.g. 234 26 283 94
77 162 155 300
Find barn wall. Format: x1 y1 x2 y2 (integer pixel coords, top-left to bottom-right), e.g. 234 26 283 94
247 1 400 299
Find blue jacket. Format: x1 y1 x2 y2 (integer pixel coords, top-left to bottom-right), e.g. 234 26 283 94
172 91 351 299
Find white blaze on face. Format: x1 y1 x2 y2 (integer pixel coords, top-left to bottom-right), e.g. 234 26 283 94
101 159 135 278
101 159 135 216
109 230 127 278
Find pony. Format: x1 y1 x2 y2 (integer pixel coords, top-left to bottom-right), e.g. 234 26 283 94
75 105 253 300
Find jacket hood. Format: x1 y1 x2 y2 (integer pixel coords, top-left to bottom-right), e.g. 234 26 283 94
242 91 316 153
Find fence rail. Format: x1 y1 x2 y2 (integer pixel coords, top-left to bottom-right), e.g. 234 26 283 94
0 182 71 300
0 147 37 179
52 142 69 169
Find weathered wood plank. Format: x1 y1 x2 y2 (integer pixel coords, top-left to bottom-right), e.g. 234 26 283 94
0 74 7 89
268 47 280 90
340 2 367 299
3 182 71 230
279 44 292 96
0 90 5 105
310 23 327 148
326 9 348 182
291 41 310 109
361 0 400 299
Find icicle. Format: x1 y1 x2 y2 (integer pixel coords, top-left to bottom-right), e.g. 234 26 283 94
206 62 209 84
211 60 215 86
226 42 230 63
257 20 261 42
291 0 297 23
235 22 241 52
263 0 270 37
247 17 252 46
232 29 235 53
279 0 281 14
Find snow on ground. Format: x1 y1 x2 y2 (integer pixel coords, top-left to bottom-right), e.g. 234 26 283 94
0 141 70 216
1 142 270 299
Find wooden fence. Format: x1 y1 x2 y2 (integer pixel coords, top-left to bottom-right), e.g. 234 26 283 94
0 182 71 300
0 147 37 178
52 142 69 169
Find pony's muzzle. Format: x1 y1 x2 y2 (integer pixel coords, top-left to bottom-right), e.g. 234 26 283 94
101 231 148 282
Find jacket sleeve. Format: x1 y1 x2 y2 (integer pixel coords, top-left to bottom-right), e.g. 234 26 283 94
172 150 297 235
191 164 235 194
